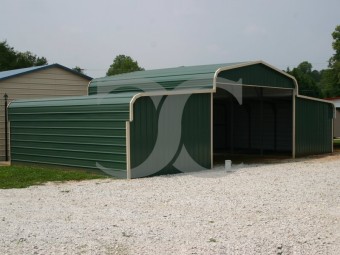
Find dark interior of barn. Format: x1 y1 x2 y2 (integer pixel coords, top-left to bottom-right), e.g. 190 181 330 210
213 86 293 163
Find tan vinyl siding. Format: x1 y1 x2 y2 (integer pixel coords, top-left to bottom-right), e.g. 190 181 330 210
0 66 90 160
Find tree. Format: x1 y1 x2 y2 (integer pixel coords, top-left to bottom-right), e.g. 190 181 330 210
321 25 340 97
0 41 18 71
0 40 48 71
320 69 339 97
72 66 85 74
297 61 312 74
329 25 340 68
106 55 144 76
287 61 323 98
15 51 48 69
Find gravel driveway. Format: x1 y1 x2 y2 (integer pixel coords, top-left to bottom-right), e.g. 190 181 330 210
1 155 340 255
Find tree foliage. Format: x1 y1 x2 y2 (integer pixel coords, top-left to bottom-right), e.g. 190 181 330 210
286 61 323 98
287 25 340 98
322 25 340 97
0 40 48 71
106 55 144 76
329 25 340 68
72 66 85 74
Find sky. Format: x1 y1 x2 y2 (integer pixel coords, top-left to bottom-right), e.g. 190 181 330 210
1 0 339 78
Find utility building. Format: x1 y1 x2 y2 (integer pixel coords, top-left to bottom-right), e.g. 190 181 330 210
8 61 334 178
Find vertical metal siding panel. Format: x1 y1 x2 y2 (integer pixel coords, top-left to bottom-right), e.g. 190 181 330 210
130 94 211 177
295 97 333 156
182 94 211 169
9 101 128 175
130 96 158 169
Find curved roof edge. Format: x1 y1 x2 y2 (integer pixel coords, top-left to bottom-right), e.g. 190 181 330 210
213 60 299 92
0 63 92 81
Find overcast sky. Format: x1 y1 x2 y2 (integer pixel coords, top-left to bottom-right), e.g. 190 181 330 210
1 0 339 78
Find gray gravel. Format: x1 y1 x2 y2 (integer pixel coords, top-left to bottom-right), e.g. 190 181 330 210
1 157 340 255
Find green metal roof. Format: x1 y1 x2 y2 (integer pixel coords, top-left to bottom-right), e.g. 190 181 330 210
89 61 298 95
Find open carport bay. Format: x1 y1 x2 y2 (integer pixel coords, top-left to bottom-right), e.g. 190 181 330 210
214 86 293 162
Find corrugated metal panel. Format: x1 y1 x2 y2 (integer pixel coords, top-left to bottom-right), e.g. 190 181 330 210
295 97 333 156
181 93 211 168
130 96 158 174
89 61 295 95
130 93 211 177
8 94 132 176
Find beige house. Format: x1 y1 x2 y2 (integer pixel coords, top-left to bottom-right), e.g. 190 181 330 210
0 64 92 161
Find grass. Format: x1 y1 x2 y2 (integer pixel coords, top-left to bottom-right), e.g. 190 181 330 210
0 165 109 189
334 139 340 150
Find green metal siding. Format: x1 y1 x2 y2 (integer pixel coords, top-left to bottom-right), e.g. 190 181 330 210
295 97 333 156
8 94 132 176
130 96 158 169
182 94 211 167
130 93 211 177
218 64 295 89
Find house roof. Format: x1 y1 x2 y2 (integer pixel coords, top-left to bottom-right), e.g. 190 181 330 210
0 64 92 81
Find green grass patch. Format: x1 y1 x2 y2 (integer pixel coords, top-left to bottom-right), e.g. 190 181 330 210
334 139 340 149
0 165 109 189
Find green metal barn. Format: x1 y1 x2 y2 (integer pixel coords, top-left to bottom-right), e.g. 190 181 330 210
8 61 335 178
